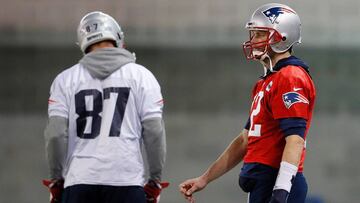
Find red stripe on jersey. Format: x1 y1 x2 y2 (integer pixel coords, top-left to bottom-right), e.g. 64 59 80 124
48 99 57 104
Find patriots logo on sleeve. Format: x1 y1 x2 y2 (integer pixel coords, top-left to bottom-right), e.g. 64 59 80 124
282 92 309 109
263 7 295 24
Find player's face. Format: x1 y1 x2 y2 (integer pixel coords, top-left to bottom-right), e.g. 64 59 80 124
249 30 269 52
243 28 282 60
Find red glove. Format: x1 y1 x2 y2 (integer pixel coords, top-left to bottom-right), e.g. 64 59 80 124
42 179 64 203
144 180 170 203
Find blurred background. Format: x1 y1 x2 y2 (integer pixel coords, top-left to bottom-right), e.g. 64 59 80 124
0 0 359 202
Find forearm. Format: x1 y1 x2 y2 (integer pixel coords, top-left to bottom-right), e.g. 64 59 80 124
273 134 304 193
44 116 68 179
142 117 166 181
201 129 248 184
281 134 304 166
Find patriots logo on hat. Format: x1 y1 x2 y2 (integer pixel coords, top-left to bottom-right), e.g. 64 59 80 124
263 7 295 24
282 92 309 109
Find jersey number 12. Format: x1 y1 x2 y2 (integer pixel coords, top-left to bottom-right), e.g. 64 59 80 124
249 91 264 137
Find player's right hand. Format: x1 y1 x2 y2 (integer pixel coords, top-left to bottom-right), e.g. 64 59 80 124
144 179 170 203
42 179 64 203
179 176 208 203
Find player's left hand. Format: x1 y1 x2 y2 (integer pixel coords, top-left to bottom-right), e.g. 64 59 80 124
144 179 170 203
42 179 64 203
179 176 208 203
269 189 289 203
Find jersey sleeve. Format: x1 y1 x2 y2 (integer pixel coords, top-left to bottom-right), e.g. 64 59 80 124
137 69 164 121
271 66 311 120
48 75 69 118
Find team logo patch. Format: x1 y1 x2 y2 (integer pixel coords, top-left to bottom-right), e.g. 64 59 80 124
282 92 309 109
263 7 295 24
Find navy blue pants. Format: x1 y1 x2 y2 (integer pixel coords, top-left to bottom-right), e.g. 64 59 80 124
239 173 308 203
62 184 146 203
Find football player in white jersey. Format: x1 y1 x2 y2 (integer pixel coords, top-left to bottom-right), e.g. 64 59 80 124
43 11 168 203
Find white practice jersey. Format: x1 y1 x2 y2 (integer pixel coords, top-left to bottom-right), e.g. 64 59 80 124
48 62 163 188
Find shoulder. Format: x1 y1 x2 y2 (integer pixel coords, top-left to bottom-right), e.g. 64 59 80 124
56 63 81 77
272 65 315 96
122 62 154 75
51 64 82 88
121 62 159 82
278 65 309 78
276 65 312 85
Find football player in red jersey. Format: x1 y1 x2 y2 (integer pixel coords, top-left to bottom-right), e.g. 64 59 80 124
179 3 315 203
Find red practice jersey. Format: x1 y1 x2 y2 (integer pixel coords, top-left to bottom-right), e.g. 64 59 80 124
244 59 316 172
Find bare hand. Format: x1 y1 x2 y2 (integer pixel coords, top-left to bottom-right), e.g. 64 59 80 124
179 176 207 203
